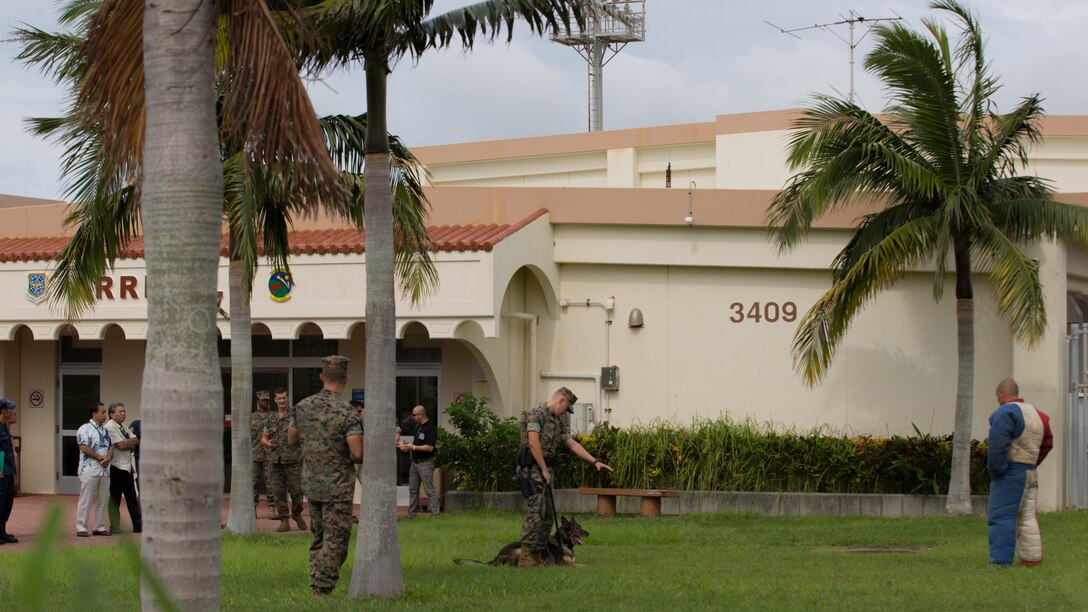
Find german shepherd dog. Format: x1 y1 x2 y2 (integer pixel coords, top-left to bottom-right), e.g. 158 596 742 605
454 516 590 566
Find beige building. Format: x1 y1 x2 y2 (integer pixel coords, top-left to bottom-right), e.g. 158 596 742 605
2 109 1087 509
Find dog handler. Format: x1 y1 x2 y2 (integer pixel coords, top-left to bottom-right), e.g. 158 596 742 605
515 387 612 567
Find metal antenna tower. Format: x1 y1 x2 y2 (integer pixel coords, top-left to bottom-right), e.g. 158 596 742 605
552 0 646 132
766 9 902 104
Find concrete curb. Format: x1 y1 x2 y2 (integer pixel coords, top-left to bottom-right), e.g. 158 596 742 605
444 489 989 517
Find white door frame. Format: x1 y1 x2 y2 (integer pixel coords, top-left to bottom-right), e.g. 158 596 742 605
57 365 102 494
395 365 441 504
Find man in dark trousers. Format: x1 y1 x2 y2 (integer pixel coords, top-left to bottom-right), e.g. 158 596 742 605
0 398 18 544
516 387 612 566
397 405 440 517
106 402 142 534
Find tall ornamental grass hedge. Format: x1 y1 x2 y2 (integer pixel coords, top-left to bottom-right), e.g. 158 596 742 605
436 395 990 495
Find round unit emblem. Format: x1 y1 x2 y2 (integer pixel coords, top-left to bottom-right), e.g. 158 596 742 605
269 269 293 302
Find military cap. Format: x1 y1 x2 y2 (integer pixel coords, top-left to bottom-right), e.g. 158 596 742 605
556 387 577 412
322 355 350 375
255 390 270 400
0 397 15 410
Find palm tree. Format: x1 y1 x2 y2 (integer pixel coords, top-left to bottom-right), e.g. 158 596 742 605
19 4 438 540
18 0 342 606
296 0 626 597
765 0 1088 515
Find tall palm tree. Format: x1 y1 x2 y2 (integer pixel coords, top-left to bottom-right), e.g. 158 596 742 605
19 3 438 540
765 0 1088 515
296 0 626 597
19 0 342 606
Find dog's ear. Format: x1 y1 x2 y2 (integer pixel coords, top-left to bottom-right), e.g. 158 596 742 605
561 516 570 526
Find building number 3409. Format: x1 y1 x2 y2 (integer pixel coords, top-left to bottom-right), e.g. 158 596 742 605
728 301 797 323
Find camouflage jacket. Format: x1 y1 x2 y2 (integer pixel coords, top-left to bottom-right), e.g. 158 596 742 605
519 403 570 458
292 389 362 502
265 408 302 464
251 409 270 462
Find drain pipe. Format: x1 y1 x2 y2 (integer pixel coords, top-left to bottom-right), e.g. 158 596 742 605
503 312 537 407
539 370 602 427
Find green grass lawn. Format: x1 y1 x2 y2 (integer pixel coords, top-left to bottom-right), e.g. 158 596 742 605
4 510 1088 610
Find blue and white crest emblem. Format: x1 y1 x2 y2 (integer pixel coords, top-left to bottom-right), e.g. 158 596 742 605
26 272 48 304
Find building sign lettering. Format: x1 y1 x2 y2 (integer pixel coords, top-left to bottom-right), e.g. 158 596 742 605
728 301 798 323
97 275 146 300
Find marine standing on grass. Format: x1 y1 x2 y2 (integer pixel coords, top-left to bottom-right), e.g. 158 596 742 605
986 378 1053 567
288 355 363 598
263 388 306 532
251 390 276 518
516 387 612 567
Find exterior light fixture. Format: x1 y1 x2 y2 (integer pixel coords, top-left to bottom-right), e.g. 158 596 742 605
685 181 696 226
628 308 644 328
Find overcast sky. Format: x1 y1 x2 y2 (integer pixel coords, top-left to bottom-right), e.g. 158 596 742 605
3 1 1086 201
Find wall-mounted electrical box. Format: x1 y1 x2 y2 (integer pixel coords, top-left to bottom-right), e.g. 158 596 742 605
601 366 619 390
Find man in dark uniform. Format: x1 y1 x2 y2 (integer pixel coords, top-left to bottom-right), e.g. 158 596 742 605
251 390 276 518
516 387 612 567
288 356 363 598
0 398 18 544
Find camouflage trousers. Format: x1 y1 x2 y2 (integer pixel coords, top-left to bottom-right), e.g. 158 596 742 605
252 459 275 506
518 465 554 552
268 461 304 517
308 499 353 592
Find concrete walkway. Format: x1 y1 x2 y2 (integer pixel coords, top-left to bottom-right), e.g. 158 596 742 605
1 494 412 553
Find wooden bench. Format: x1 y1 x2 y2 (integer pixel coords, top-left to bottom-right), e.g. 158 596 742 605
578 487 680 517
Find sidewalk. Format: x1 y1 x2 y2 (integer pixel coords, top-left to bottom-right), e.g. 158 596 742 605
1 494 410 553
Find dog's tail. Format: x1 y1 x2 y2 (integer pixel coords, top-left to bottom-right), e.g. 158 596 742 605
453 558 486 566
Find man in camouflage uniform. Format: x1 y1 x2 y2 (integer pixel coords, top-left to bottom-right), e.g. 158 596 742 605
288 356 363 598
262 388 306 532
517 387 612 567
251 390 275 518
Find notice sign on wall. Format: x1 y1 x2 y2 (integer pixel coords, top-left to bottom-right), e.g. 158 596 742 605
28 389 44 408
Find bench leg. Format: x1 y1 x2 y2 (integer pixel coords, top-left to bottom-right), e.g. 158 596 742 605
596 495 617 517
640 496 662 517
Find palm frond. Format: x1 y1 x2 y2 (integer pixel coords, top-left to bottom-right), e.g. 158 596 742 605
989 191 1088 243
767 99 938 253
11 26 87 84
866 20 964 188
792 217 939 385
77 0 144 182
971 224 1046 345
219 0 344 208
975 95 1046 183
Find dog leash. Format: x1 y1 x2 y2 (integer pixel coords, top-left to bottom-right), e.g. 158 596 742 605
544 483 561 536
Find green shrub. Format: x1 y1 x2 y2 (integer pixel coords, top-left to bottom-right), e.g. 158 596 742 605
558 416 990 495
436 394 520 491
439 404 990 496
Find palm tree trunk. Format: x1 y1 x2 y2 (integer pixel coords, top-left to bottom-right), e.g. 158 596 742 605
349 60 404 598
946 245 975 516
141 1 225 608
225 228 258 534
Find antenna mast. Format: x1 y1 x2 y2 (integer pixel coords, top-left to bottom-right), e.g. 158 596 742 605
766 9 902 104
552 0 646 132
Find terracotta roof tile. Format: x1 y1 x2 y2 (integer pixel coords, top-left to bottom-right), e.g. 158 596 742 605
0 209 548 263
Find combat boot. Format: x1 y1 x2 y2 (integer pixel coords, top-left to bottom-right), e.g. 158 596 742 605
293 513 307 531
276 519 290 533
517 547 542 568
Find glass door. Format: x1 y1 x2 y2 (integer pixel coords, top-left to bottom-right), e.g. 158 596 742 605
395 368 440 488
58 367 101 494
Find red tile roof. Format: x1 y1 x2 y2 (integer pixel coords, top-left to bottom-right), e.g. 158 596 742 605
0 209 547 263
